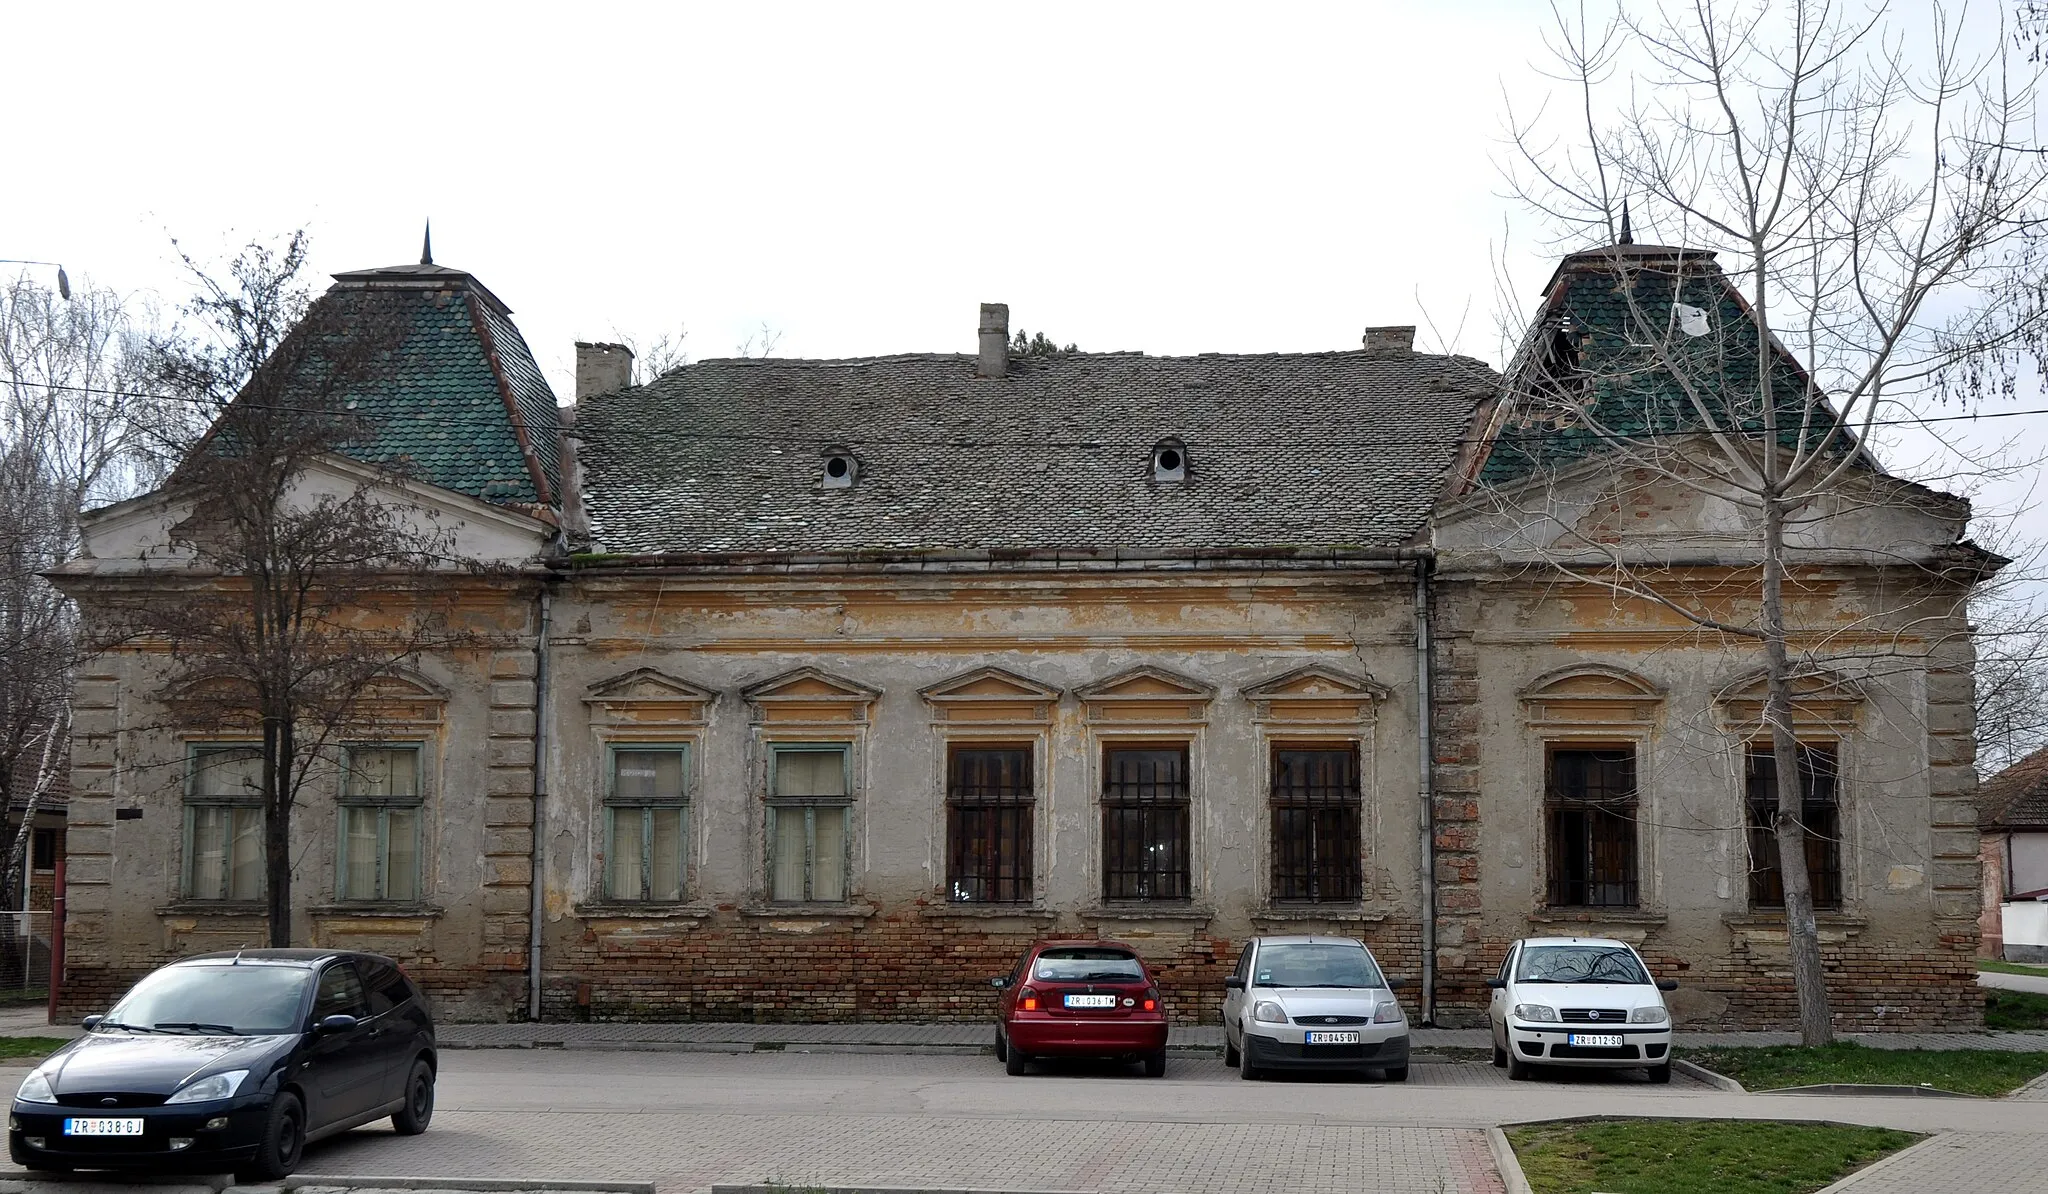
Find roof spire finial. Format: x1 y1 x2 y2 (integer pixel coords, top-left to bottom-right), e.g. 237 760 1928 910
421 220 433 266
1618 199 1634 246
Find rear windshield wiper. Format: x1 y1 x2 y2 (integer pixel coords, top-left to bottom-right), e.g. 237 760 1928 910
152 1022 241 1035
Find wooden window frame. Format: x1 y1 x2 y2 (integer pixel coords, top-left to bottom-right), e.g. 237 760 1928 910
336 744 426 904
183 744 265 902
1101 743 1192 903
766 742 853 904
945 742 1035 905
1745 741 1843 911
1543 744 1640 909
1268 742 1364 903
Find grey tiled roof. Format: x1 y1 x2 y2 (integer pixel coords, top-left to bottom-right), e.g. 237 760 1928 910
576 349 1499 555
1983 746 2048 830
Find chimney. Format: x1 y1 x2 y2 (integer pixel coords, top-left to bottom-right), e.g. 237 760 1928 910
575 341 634 400
977 303 1009 379
1362 326 1416 355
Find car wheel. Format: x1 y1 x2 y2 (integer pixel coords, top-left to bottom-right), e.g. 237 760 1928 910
1142 1050 1167 1078
994 1029 1008 1063
1223 1034 1240 1068
236 1091 305 1182
1647 1062 1672 1085
1383 1065 1409 1083
1239 1051 1262 1081
1506 1052 1534 1082
392 1057 435 1135
1005 1043 1030 1076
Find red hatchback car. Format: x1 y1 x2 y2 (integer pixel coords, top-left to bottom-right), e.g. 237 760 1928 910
992 940 1169 1077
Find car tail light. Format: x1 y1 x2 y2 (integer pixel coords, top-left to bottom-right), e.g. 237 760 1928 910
1020 987 1039 1011
1143 987 1158 1012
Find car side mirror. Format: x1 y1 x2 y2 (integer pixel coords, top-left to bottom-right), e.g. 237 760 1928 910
1385 977 1409 990
1485 978 1506 990
1224 976 1246 991
989 977 1009 990
81 1014 103 1031
316 1014 359 1034
1656 978 1679 991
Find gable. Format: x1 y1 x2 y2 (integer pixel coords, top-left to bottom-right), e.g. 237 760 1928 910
1077 666 1215 724
584 667 717 729
921 667 1061 725
742 667 881 725
1242 665 1387 724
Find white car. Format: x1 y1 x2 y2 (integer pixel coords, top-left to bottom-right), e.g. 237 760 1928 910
1221 935 1410 1081
1485 936 1677 1083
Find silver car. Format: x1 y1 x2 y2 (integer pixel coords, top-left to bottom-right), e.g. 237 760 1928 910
1221 935 1410 1081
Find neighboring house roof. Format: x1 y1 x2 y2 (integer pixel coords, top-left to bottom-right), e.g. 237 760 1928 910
575 349 1500 555
1477 243 1862 487
204 260 562 513
1982 745 2048 831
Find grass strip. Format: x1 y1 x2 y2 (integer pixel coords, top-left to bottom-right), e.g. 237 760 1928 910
1980 959 2048 978
1684 1040 2048 1096
1507 1118 1919 1194
1987 988 2048 1030
0 1037 69 1061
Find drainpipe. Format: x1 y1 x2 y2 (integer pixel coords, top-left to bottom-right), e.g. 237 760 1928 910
1413 556 1437 1025
527 580 553 1022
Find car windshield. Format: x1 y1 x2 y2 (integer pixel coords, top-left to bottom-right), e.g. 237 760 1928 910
1032 949 1144 982
1514 946 1650 985
1252 943 1384 988
103 963 314 1035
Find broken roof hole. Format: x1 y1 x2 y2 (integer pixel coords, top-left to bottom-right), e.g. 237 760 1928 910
1152 438 1188 483
821 446 857 488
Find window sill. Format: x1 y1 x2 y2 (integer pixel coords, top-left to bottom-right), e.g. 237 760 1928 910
156 901 267 917
1723 911 1866 930
1528 909 1668 927
740 903 876 920
925 904 1057 920
1080 905 1215 923
1253 906 1388 924
576 903 715 920
309 904 444 920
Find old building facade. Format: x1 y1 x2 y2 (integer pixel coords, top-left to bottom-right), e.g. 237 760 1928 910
50 244 1991 1029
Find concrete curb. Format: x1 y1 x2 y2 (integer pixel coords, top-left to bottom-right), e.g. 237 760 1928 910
710 1187 1093 1194
1671 1057 1745 1092
443 1038 1221 1057
1760 1082 1982 1098
1809 1131 1948 1192
0 1177 654 1194
2010 1067 2048 1099
1483 1126 1533 1194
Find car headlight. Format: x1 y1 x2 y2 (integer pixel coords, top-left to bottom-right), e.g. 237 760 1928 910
1512 1003 1559 1023
1252 1000 1288 1024
14 1070 54 1104
1373 999 1404 1024
1630 1005 1670 1025
164 1070 248 1105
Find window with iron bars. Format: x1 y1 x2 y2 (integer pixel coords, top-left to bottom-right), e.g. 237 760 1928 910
1545 746 1639 909
1102 746 1190 901
946 745 1034 903
1746 742 1842 910
1270 746 1362 902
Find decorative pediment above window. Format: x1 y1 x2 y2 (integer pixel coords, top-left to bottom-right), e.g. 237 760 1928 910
743 667 882 725
351 671 451 729
920 667 1060 725
1519 665 1664 727
583 668 718 729
1714 667 1865 733
1076 666 1215 724
1242 665 1389 725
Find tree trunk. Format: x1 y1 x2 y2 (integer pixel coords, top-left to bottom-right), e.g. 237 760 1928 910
1760 496 1835 1045
263 714 293 948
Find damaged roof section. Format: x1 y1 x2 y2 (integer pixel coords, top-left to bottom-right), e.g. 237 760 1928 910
574 348 1500 555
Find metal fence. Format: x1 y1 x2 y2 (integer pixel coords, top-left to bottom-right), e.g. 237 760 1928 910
0 912 51 998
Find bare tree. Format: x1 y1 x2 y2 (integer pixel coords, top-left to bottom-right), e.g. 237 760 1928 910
1491 0 2048 1044
735 321 783 359
616 324 689 386
0 273 153 913
100 233 482 947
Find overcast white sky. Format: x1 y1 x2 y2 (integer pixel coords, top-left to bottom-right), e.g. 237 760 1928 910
6 0 2044 556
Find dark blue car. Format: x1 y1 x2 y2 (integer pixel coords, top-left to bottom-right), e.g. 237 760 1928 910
10 948 435 1179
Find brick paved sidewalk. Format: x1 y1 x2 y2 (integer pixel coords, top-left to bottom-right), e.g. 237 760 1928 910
436 1020 2048 1053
